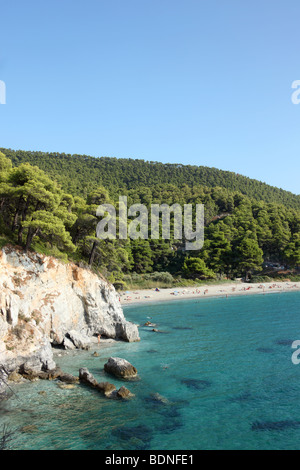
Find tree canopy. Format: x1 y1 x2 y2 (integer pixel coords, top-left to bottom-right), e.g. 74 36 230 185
0 150 299 286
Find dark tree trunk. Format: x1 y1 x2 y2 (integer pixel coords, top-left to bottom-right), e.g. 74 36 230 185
88 240 98 266
25 227 39 252
11 196 24 231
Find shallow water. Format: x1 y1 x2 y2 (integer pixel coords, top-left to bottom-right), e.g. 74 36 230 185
1 291 300 450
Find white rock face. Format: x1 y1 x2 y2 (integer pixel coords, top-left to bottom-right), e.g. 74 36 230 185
0 246 139 372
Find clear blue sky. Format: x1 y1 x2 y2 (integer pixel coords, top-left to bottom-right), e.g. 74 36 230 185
0 0 299 194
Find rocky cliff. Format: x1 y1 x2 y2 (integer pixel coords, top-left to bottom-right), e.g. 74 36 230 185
0 246 139 379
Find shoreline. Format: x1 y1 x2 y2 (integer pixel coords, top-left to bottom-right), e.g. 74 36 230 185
120 281 300 306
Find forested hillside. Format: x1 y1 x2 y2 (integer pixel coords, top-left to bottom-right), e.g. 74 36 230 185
1 148 299 210
0 149 299 288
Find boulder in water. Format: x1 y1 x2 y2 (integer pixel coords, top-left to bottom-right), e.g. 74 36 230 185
116 386 135 399
79 367 98 387
104 357 138 379
96 381 117 396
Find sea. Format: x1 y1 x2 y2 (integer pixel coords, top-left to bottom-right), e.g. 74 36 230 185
1 291 300 450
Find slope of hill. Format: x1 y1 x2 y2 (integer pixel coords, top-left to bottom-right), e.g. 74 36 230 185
0 148 299 285
1 148 299 210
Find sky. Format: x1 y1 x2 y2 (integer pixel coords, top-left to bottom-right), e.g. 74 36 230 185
0 0 299 195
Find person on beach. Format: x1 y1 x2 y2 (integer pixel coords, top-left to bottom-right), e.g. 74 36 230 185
97 334 101 344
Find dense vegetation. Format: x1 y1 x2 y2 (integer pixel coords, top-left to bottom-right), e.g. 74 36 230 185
2 148 300 210
0 149 299 288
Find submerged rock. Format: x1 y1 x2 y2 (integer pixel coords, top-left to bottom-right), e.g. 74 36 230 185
181 378 211 390
228 392 253 403
57 383 76 390
251 420 300 431
112 424 153 445
148 392 170 405
256 347 274 353
275 339 293 346
20 425 39 434
104 357 138 379
172 326 193 330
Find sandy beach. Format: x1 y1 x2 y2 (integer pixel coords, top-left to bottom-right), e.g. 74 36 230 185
120 281 300 305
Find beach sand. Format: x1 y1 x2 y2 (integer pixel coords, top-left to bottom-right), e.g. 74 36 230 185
119 281 300 305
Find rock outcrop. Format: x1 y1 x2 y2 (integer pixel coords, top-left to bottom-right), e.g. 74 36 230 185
0 246 140 381
104 357 138 379
79 367 133 399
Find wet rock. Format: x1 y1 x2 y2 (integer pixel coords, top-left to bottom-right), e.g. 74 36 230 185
144 322 156 327
96 381 117 396
104 357 138 379
79 368 134 399
7 370 24 383
116 386 135 399
47 368 63 380
19 365 63 381
57 372 79 384
79 367 98 387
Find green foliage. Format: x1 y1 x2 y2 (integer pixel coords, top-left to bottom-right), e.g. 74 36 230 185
2 148 299 210
235 236 264 279
0 148 299 283
183 257 216 280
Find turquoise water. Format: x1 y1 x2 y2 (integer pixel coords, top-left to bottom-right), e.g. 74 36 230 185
1 291 300 450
